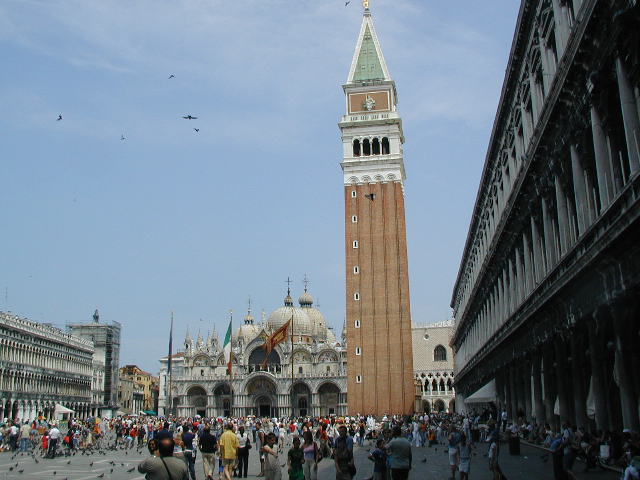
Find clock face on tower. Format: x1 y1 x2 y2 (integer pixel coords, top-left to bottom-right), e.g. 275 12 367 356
363 95 376 111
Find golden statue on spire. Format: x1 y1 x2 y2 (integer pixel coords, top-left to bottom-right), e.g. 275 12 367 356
363 0 369 9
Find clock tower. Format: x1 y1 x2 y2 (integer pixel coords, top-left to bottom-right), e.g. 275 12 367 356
340 2 414 415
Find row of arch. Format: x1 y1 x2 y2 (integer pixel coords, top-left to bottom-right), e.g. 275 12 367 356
0 337 93 375
0 398 93 422
420 398 456 414
0 368 92 398
353 137 390 157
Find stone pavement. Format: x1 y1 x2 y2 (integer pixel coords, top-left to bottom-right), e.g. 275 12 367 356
0 440 621 480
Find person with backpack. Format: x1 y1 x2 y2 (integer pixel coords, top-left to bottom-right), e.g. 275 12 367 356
138 434 189 480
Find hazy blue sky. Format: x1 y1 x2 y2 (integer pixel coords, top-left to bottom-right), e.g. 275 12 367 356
1 0 520 372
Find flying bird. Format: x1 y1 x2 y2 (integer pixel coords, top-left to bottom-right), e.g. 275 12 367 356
121 134 126 141
345 1 351 5
182 115 198 120
194 128 199 132
168 74 175 79
57 114 63 121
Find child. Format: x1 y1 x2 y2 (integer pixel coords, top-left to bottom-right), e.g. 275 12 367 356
368 439 387 480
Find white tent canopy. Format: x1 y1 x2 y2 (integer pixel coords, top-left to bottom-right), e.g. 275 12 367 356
465 380 497 404
54 404 74 415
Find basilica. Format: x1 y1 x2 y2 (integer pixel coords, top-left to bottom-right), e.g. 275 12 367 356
157 289 348 418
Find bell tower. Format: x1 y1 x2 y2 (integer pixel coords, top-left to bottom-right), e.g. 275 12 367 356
340 2 414 415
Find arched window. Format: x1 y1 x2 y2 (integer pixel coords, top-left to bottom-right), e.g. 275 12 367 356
382 137 390 155
434 345 447 362
362 138 371 156
372 138 381 155
353 139 361 157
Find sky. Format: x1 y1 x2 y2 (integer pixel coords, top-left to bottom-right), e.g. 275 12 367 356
0 0 520 373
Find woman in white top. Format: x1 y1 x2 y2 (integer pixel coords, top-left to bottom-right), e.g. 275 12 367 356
458 433 471 479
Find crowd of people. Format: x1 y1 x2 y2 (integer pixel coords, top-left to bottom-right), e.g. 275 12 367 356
1 410 639 480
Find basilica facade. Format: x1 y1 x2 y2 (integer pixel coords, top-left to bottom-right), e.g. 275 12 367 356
157 290 348 418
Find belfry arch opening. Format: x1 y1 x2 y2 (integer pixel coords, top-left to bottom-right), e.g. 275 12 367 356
372 138 380 155
353 139 361 157
382 137 390 154
362 138 371 156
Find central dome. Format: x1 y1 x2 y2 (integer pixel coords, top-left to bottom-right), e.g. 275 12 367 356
267 293 313 336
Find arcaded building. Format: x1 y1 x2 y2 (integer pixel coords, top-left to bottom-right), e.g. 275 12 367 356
451 0 640 432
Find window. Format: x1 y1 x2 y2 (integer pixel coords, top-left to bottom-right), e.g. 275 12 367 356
326 366 331 372
352 215 358 223
355 320 360 328
353 266 359 274
352 139 361 157
351 190 357 198
355 347 362 356
362 138 371 156
354 292 360 301
434 345 447 362
352 240 359 249
372 137 381 155
382 137 390 155
298 367 303 374
356 375 362 383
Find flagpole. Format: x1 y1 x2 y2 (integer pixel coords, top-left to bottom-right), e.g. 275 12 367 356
168 312 174 418
291 312 294 419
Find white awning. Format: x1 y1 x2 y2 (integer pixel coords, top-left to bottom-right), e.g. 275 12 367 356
464 380 497 404
54 404 74 414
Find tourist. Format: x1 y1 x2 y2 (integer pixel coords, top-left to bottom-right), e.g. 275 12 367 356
262 432 281 480
501 410 507 433
287 436 304 480
219 423 239 480
458 433 471 480
199 424 218 480
181 425 197 480
47 423 61 458
623 456 640 480
19 421 31 452
561 422 577 480
236 425 251 478
486 421 502 480
256 422 266 476
386 425 412 480
448 425 461 480
367 438 387 480
302 430 319 480
138 435 189 480
8 422 18 451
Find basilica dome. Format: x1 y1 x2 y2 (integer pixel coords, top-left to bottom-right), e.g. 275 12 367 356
267 293 313 336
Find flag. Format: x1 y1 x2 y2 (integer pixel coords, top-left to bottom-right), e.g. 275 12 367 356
167 314 174 374
262 317 292 367
223 317 233 375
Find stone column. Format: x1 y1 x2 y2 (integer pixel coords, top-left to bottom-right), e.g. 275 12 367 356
542 347 558 430
570 144 589 234
612 304 640 431
615 57 640 176
523 359 533 421
554 175 570 255
522 232 533 297
508 366 517 421
531 216 543 283
550 0 569 53
554 337 574 424
570 332 589 429
515 247 524 305
542 196 557 269
590 102 614 209
532 352 546 424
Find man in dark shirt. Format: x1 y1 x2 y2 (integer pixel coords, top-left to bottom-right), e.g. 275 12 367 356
199 425 218 480
182 426 196 480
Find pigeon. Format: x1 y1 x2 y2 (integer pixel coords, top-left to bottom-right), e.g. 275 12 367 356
97 474 104 478
421 458 427 463
121 134 126 141
345 1 351 5
53 471 57 475
90 461 94 467
18 470 24 474
57 114 63 121
194 128 199 132
110 469 113 474
9 467 13 471
182 115 198 120
168 74 175 79
67 460 71 464
127 467 135 472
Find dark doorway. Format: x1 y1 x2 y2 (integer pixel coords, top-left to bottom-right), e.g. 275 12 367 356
197 409 206 417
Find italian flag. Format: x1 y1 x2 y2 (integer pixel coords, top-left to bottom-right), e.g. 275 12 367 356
223 318 233 375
